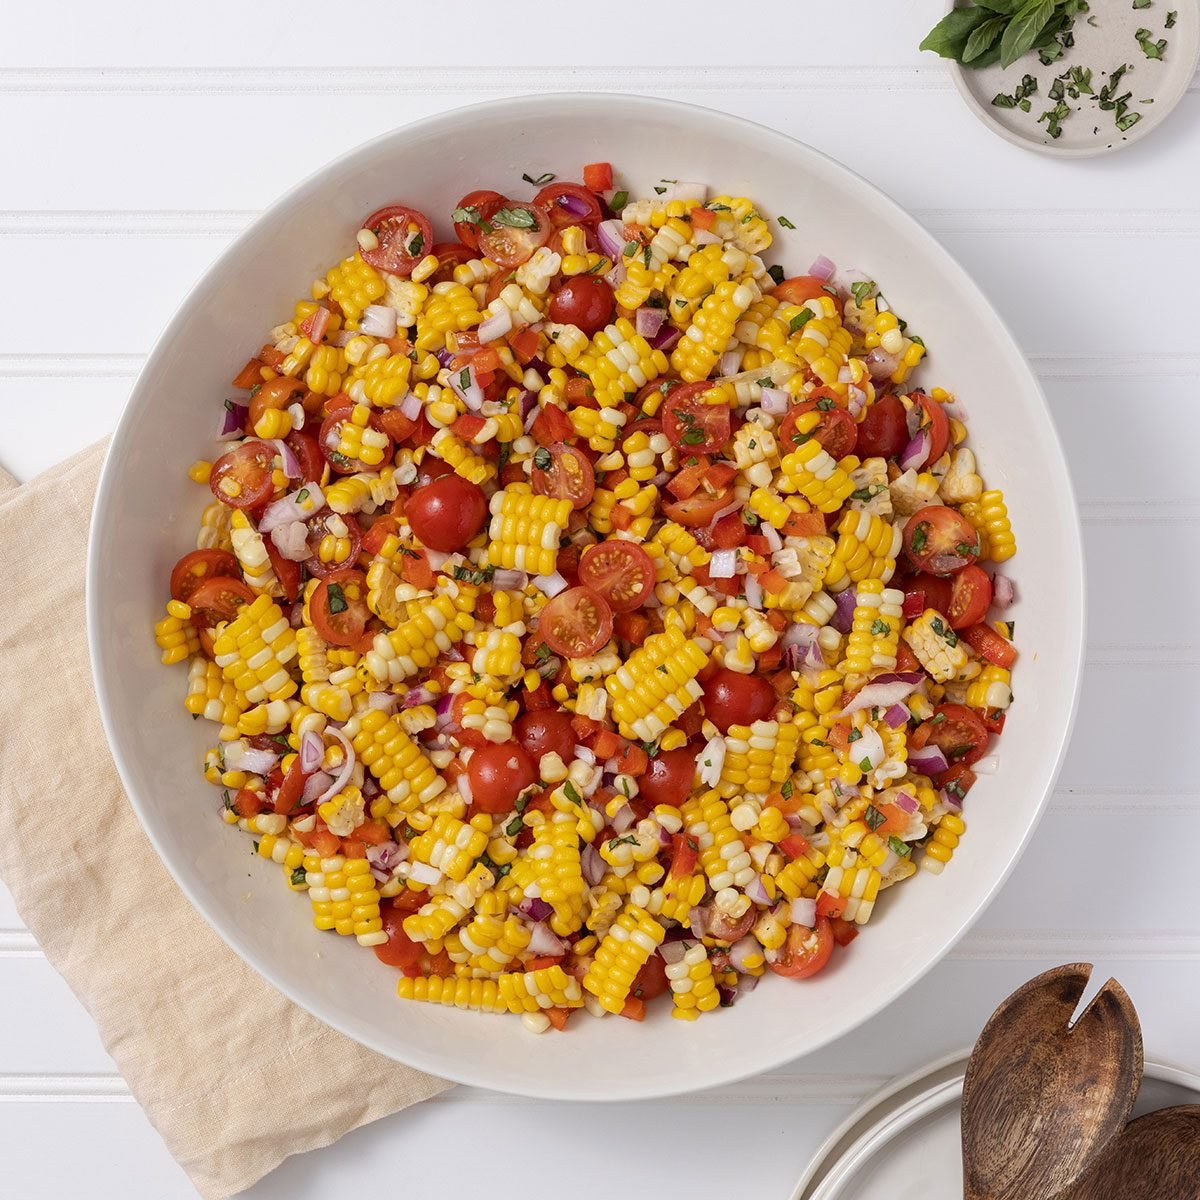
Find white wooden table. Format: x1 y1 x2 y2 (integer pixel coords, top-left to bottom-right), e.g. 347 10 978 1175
3 2 1198 1195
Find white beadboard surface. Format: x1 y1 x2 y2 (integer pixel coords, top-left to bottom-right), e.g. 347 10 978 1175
2 2 1198 1195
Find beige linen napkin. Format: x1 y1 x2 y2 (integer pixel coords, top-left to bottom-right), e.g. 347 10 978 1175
0 441 451 1199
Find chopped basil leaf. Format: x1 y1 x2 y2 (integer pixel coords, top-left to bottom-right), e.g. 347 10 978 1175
326 582 348 614
955 541 978 556
816 396 834 412
640 740 660 758
910 524 928 554
408 231 424 258
533 446 552 471
847 727 863 743
452 564 494 585
290 866 307 886
889 835 911 857
1135 26 1167 56
505 815 523 836
608 834 637 848
458 367 471 391
859 756 873 772
522 171 555 185
654 185 667 195
643 244 652 269
452 205 484 226
788 307 814 334
871 618 892 636
707 202 731 212
226 397 238 410
680 428 707 445
780 779 794 799
222 789 234 811
1132 0 1151 7
777 215 796 229
850 280 877 306
296 488 309 503
910 335 926 348
1166 8 1177 24
535 643 553 662
563 780 581 805
610 189 629 211
492 207 538 229
767 265 785 285
931 712 946 725
865 805 885 831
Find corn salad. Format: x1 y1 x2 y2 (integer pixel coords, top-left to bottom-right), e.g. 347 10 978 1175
157 162 1018 1031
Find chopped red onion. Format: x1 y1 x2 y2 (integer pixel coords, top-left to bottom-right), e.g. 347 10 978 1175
698 735 726 789
808 255 836 281
692 229 721 246
223 742 278 775
490 567 526 591
518 896 553 923
400 684 435 709
328 329 356 348
712 496 745 526
477 309 512 343
899 428 932 472
261 437 300 480
360 305 397 338
836 673 923 716
611 803 636 834
366 840 408 881
367 691 400 713
408 861 442 886
790 897 817 927
782 623 824 672
908 744 949 775
425 548 451 572
449 362 484 412
865 347 900 381
837 365 853 384
759 387 789 415
854 724 885 770
709 548 738 579
527 921 567 956
661 182 707 203
314 726 356 807
650 324 681 352
743 573 763 610
831 587 858 634
993 574 1016 609
940 787 963 811
906 400 923 438
299 730 324 774
604 263 627 289
635 306 666 339
729 936 761 973
847 385 868 419
597 218 627 260
573 745 596 765
533 570 567 597
270 520 311 561
218 402 248 440
398 390 423 421
894 791 920 815
737 972 760 995
301 769 334 805
658 940 688 965
516 389 538 421
581 843 604 886
259 485 324 532
718 349 743 377
745 875 770 906
761 523 783 552
883 703 910 728
688 906 712 938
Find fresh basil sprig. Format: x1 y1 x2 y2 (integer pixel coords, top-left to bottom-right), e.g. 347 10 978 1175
921 0 1088 69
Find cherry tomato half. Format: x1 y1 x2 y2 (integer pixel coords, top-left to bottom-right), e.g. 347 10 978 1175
780 400 857 460
374 900 427 970
769 916 835 979
264 539 302 603
661 486 736 529
477 202 551 268
911 703 990 767
638 746 698 808
903 506 981 577
961 623 1017 669
915 391 951 466
702 668 776 733
187 574 256 633
249 376 306 430
855 393 909 459
904 572 954 619
630 953 670 1002
169 549 240 603
578 540 656 613
284 429 324 482
530 443 595 510
310 570 371 648
405 474 488 553
947 565 993 630
452 190 506 251
514 708 577 764
209 441 276 510
467 741 537 814
770 276 831 305
548 276 615 336
534 182 604 229
359 204 433 277
662 383 731 455
304 511 363 580
537 586 613 658
707 906 757 943
428 241 475 284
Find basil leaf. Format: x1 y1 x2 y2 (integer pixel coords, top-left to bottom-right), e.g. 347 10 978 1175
492 207 537 229
919 5 997 60
522 171 555 185
964 14 1008 62
1000 0 1057 68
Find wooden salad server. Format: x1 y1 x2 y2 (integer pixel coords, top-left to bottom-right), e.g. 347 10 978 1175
1064 1106 1200 1199
961 963 1143 1200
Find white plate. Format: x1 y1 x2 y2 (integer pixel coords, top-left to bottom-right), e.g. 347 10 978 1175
790 1053 1200 1199
87 93 1085 1099
948 0 1199 157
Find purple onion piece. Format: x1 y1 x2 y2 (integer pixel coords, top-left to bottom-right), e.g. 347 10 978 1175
831 588 858 634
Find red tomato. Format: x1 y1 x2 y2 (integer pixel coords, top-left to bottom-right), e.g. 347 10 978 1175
405 474 488 553
467 742 536 813
854 393 908 459
961 623 1017 669
903 507 982 577
771 276 831 305
534 181 604 229
452 190 506 251
906 572 953 618
413 457 455 490
915 391 951 465
911 703 990 767
529 404 576 447
187 575 256 633
938 763 978 804
947 565 993 630
708 510 747 550
514 709 577 764
170 549 240 602
770 916 835 979
668 833 699 879
264 539 302 603
779 400 856 460
374 901 427 970
231 787 265 818
284 429 324 482
538 586 613 658
578 540 656 613
428 241 475 283
209 441 276 510
359 204 433 277
477 203 552 268
707 906 757 943
702 668 776 733
661 487 735 529
662 383 731 454
310 570 371 648
829 916 860 948
273 755 311 815
630 954 669 1002
530 443 595 510
638 747 697 808
582 162 613 192
304 511 363 580
548 276 614 335
248 376 306 429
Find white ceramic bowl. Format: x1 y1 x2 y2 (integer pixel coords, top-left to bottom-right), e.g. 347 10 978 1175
88 93 1084 1100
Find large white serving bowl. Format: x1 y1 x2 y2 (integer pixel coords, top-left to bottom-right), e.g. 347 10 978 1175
88 93 1084 1100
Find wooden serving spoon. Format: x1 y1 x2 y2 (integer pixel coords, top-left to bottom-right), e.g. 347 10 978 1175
1064 1106 1200 1199
961 962 1143 1200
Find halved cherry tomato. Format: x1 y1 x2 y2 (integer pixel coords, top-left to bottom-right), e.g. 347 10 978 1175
318 411 394 476
310 569 371 648
630 953 669 1001
478 202 551 268
961 623 1017 669
531 443 595 510
668 833 699 879
405 474 488 553
304 511 363 580
912 703 990 767
947 565 993 630
707 906 757 943
209 441 276 510
661 486 735 529
249 376 306 430
771 276 830 305
537 586 613 658
359 204 433 277
467 741 536 814
855 393 908 459
779 400 856 459
453 190 506 250
915 391 951 466
548 275 614 335
232 358 265 390
534 181 604 229
578 540 656 613
770 916 835 979
703 668 776 733
170 549 240 603
903 506 981 576
905 572 953 618
582 162 613 192
374 901 427 970
662 382 731 454
187 575 256 637
264 539 302 603
514 708 577 764
428 241 475 283
284 429 324 481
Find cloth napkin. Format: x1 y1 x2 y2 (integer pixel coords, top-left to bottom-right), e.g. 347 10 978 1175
0 440 451 1198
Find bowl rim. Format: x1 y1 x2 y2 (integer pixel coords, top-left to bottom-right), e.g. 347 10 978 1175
87 90 1087 1100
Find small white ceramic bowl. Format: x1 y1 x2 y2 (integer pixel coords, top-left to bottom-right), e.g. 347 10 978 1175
88 93 1084 1100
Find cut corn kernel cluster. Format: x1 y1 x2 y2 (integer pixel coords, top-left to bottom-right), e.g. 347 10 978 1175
157 165 1017 1034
